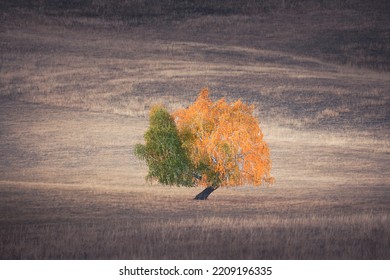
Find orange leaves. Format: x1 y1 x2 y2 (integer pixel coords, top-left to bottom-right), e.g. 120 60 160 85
173 88 274 187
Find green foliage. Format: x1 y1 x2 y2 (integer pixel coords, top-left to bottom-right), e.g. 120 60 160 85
134 105 194 187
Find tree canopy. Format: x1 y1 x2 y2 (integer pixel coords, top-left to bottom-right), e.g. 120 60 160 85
134 105 194 187
135 89 274 189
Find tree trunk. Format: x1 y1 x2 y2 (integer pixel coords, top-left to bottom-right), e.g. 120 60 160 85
194 186 219 200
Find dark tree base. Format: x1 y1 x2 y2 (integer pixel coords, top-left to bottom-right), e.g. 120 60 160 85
194 186 218 200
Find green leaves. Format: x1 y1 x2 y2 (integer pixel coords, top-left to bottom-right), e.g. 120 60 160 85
134 105 194 187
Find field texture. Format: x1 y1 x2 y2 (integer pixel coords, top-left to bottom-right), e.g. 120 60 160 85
0 2 389 259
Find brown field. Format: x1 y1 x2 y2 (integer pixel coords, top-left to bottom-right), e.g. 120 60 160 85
0 2 389 259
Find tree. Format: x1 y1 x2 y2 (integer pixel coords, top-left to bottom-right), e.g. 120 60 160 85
135 89 274 199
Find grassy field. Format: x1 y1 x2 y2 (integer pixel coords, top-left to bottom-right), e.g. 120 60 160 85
0 1 389 259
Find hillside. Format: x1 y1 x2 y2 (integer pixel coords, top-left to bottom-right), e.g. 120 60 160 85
0 1 389 259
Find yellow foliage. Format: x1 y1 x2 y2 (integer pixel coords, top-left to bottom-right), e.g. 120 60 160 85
173 88 274 187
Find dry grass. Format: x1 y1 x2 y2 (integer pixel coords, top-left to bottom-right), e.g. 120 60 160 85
0 5 389 259
0 101 388 259
1 181 389 259
1 8 389 129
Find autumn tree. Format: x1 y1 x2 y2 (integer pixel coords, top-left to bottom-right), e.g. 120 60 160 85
135 89 273 200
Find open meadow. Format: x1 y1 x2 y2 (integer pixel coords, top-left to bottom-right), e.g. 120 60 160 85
0 1 389 259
